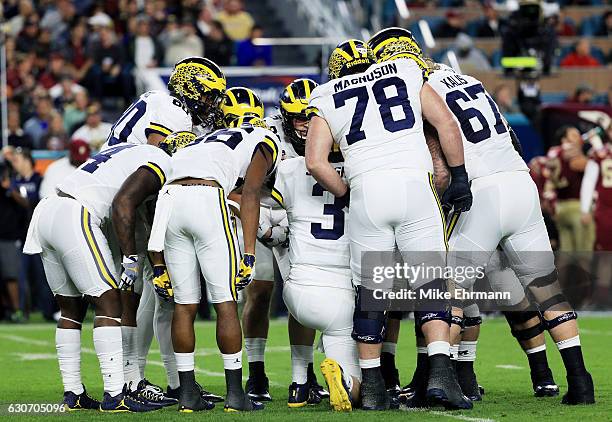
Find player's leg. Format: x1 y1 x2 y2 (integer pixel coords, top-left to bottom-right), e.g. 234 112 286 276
287 314 317 407
121 289 142 391
381 313 402 396
198 189 263 412
397 173 472 410
502 173 594 405
163 190 215 412
456 302 483 400
242 237 274 401
135 274 155 380
399 324 428 405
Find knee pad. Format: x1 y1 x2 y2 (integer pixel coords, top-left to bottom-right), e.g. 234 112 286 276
543 311 578 331
538 293 572 313
351 286 386 344
351 309 386 344
451 315 465 329
464 316 482 328
503 311 543 341
529 269 558 288
414 310 451 327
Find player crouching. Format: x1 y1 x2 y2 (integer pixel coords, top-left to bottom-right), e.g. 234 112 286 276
273 136 358 411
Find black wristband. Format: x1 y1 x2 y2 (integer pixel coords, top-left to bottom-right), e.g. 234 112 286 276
449 164 468 181
337 187 350 206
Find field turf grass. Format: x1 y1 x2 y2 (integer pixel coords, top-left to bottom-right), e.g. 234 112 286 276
0 316 610 421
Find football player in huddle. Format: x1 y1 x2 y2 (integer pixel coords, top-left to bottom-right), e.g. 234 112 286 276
23 134 189 412
306 38 473 410
368 28 595 406
109 56 227 406
148 113 280 412
225 81 328 403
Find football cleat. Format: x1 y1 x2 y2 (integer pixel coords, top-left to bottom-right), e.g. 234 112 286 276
287 382 309 408
307 363 329 401
99 386 162 412
167 383 224 403
224 392 265 412
534 381 560 397
359 368 389 411
457 365 482 401
134 379 178 407
246 375 272 401
561 373 595 405
426 366 473 410
62 386 100 411
320 358 352 412
177 382 215 413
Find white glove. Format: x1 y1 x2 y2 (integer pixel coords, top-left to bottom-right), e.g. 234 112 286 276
262 225 289 247
119 255 140 290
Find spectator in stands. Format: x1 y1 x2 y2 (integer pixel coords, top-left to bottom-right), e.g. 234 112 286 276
15 14 40 53
549 11 576 37
196 6 215 37
62 90 89 134
39 139 90 199
595 10 612 37
7 0 35 37
567 84 595 104
442 33 491 74
162 17 204 66
41 111 69 151
493 84 519 114
7 148 55 321
6 110 33 149
474 2 503 38
436 9 466 39
60 21 93 84
236 25 272 67
40 0 76 48
546 126 594 252
88 23 133 101
216 0 254 41
560 38 602 68
128 15 165 93
23 95 53 149
71 102 113 150
0 152 24 322
38 53 68 90
49 74 86 111
203 20 234 66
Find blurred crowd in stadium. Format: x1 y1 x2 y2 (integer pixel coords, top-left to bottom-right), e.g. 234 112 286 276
0 0 610 322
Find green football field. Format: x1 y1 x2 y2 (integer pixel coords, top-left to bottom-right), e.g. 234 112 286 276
0 316 610 421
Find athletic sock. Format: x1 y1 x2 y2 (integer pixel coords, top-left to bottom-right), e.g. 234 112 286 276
245 338 266 378
291 345 311 384
557 336 587 376
428 341 451 370
222 350 244 395
175 352 195 373
93 326 124 396
382 341 397 355
121 326 140 391
525 345 552 381
135 284 155 380
359 357 380 369
154 299 179 389
458 340 477 362
56 328 84 395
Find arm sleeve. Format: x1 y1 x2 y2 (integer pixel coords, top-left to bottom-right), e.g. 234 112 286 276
580 159 599 213
257 134 280 175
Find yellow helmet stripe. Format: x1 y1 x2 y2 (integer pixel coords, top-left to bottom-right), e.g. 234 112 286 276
372 37 394 54
247 89 255 107
348 39 360 58
226 89 238 106
303 80 311 98
336 47 354 62
286 84 296 103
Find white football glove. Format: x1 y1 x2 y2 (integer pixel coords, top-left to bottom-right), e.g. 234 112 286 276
119 254 140 290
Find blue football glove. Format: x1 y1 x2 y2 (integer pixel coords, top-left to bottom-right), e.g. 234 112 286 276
119 255 140 290
441 165 473 214
235 253 256 291
152 265 173 302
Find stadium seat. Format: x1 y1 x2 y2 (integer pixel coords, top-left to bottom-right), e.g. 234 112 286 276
579 15 603 36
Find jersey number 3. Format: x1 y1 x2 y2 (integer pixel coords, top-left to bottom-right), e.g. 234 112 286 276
333 76 415 145
310 182 345 240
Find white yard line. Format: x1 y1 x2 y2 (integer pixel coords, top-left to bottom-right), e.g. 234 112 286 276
430 411 496 422
495 364 523 370
0 333 50 346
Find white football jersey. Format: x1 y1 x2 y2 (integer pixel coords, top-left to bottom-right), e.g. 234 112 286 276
427 69 528 180
101 90 192 149
58 144 171 221
265 114 299 159
274 157 349 270
308 58 433 181
168 126 281 194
